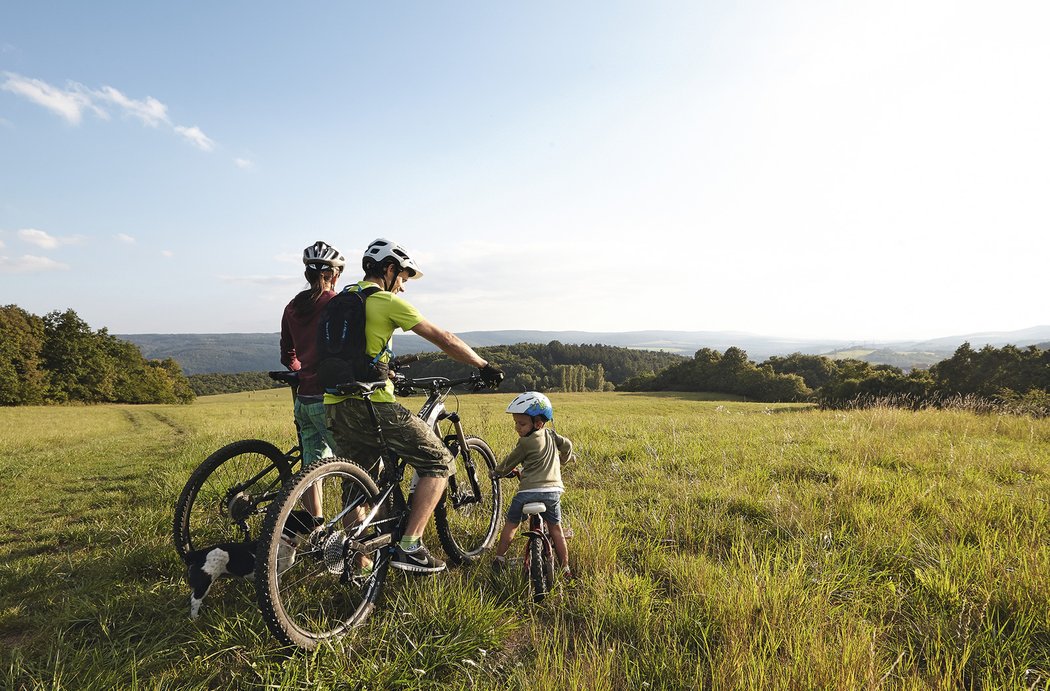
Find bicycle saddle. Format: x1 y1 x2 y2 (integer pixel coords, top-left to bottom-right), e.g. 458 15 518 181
327 380 388 397
269 371 300 386
522 502 547 516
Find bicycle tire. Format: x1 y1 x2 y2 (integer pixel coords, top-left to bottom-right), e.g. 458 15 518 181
435 435 501 565
528 535 549 603
256 458 390 649
172 439 293 560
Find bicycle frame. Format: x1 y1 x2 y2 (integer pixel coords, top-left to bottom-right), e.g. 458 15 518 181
322 372 487 562
412 375 488 508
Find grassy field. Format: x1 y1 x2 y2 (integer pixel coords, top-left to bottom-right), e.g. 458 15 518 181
1 389 1047 690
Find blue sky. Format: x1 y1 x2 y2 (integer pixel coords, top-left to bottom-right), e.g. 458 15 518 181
2 1 1048 341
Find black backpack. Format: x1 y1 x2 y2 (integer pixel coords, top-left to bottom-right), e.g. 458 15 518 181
316 285 385 389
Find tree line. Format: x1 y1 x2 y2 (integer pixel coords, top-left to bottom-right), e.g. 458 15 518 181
187 371 284 396
396 341 683 393
182 342 678 397
622 343 1050 416
10 301 1042 417
0 306 195 406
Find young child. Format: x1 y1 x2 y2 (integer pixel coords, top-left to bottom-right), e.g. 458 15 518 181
490 391 575 578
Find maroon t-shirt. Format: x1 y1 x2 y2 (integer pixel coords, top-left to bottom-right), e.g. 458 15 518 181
280 290 336 397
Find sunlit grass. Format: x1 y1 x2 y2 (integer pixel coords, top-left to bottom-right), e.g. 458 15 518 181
1 391 1047 689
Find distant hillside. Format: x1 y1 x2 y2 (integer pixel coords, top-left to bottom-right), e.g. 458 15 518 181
125 333 285 375
118 326 1050 375
822 348 945 371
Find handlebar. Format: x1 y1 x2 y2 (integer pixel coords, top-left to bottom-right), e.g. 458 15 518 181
325 358 499 398
394 371 492 396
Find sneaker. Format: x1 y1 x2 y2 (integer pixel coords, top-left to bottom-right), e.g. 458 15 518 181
391 542 446 574
491 557 506 573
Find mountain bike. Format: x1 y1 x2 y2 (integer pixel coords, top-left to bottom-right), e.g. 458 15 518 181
172 371 302 560
254 369 501 649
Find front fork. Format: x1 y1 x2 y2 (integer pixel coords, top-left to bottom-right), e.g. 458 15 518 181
439 412 484 506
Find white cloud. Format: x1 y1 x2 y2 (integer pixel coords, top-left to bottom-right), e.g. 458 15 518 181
234 157 253 169
161 250 174 258
18 228 85 248
0 239 5 248
1 71 215 151
1 73 100 124
175 125 215 152
0 254 70 273
19 228 59 249
115 233 136 244
94 86 168 127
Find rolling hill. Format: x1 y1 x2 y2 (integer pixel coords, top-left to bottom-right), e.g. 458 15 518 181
118 326 1050 375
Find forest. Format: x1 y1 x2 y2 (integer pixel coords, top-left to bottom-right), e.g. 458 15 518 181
622 343 1050 416
0 305 194 405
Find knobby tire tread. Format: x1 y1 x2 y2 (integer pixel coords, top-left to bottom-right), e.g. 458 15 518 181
172 438 291 560
255 457 386 649
529 535 548 603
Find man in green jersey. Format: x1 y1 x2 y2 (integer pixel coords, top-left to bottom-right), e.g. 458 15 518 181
325 238 504 573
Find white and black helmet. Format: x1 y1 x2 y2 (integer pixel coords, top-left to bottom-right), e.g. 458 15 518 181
302 241 346 271
506 391 554 421
362 238 423 279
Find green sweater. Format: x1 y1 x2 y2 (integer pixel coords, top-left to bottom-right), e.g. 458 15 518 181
493 428 574 492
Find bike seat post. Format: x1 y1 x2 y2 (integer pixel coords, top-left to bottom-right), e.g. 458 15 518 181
362 388 402 483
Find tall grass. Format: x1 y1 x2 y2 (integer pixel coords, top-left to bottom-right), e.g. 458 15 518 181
1 390 1047 689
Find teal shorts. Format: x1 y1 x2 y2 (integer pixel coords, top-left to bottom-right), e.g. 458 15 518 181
293 398 336 467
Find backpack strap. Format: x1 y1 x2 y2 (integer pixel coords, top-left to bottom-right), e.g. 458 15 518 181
355 285 387 366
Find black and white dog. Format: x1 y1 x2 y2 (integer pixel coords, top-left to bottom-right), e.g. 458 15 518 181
185 509 318 619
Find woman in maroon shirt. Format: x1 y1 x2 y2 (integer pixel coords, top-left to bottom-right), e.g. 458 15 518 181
280 241 345 520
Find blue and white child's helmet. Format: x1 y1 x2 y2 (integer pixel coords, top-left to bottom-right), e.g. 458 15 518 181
506 391 554 421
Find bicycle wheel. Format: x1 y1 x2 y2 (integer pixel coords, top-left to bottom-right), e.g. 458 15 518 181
528 535 550 603
173 439 293 560
435 435 501 565
256 458 390 649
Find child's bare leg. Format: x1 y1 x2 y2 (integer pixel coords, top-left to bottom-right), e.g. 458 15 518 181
547 521 569 568
494 521 519 558
302 482 323 519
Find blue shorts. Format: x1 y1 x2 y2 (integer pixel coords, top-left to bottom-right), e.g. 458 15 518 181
506 490 563 525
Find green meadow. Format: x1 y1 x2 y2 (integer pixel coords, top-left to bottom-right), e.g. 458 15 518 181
1 389 1047 690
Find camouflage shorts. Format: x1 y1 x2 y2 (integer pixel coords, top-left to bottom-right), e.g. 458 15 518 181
325 398 455 479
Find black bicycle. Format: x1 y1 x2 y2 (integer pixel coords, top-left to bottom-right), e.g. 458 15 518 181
521 501 557 603
255 369 501 649
172 371 302 560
